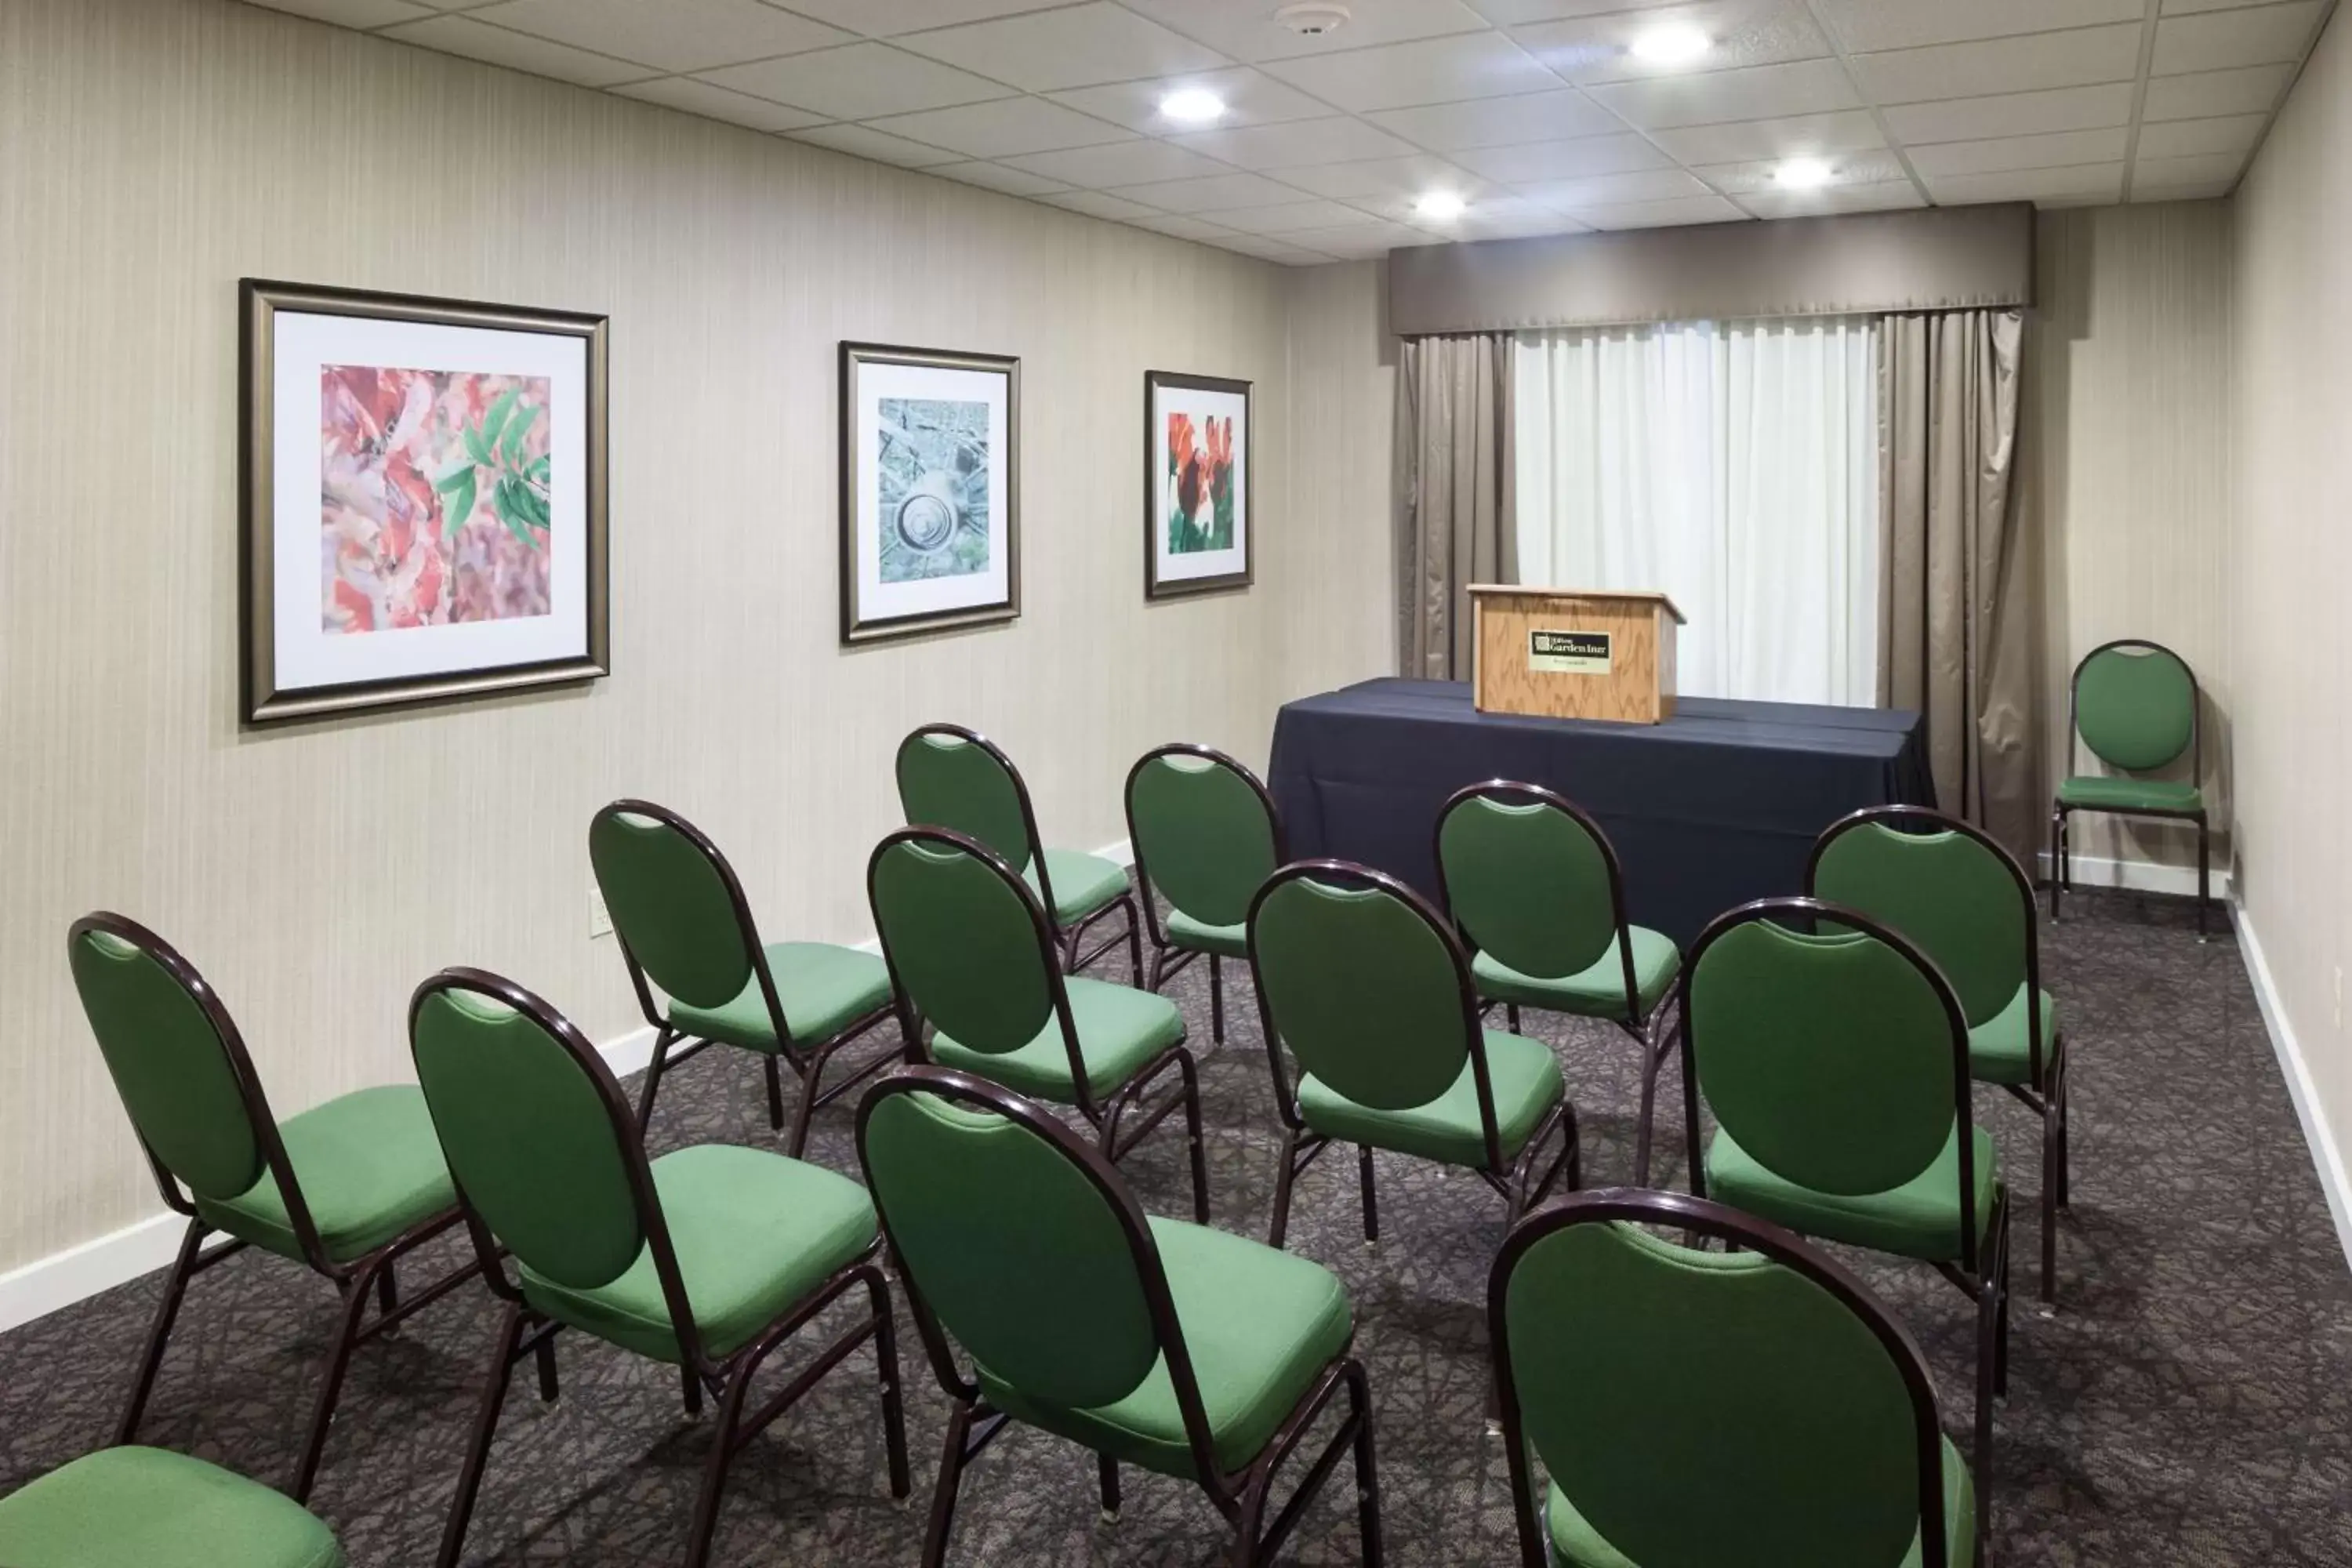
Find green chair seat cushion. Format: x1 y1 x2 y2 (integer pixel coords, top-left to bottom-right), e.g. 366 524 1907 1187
931 978 1184 1105
1165 909 1249 960
1546 1433 1976 1568
2056 775 2203 814
1706 1120 1999 1264
977 1214 1352 1479
0 1446 345 1568
519 1143 876 1363
1471 927 1682 1021
1968 984 2058 1087
192 1085 454 1265
1026 850 1131 927
1298 1029 1565 1169
666 941 891 1051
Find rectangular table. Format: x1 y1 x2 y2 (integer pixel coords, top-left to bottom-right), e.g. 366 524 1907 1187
1266 678 1933 947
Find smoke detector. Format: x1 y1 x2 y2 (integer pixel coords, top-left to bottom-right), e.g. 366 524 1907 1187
1276 3 1352 37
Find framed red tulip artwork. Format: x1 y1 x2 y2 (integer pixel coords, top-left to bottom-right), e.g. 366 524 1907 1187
238 279 609 724
1145 371 1252 601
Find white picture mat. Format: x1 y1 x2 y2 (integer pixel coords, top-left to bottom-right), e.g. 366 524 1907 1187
854 359 1012 622
1151 381 1248 585
271 310 590 694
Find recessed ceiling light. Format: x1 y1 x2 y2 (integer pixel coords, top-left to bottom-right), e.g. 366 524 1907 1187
1159 88 1227 124
1628 21 1711 66
1414 191 1467 222
1775 158 1834 188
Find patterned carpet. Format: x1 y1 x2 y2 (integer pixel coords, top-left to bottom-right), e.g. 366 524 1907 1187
4 891 2350 1566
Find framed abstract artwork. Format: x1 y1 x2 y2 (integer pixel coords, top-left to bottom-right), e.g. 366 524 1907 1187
840 341 1021 644
1145 370 1252 601
239 278 608 724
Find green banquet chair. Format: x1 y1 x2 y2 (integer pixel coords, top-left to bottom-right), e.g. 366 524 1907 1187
1677 897 2009 1544
1490 1189 1974 1568
0 1446 348 1568
67 911 475 1503
866 826 1208 1221
895 723 1141 980
1247 860 1580 1249
1435 781 1681 1181
408 967 908 1568
1123 742 1286 1044
855 1065 1382 1568
590 798 897 1156
2050 638 2212 935
1810 804 2070 1304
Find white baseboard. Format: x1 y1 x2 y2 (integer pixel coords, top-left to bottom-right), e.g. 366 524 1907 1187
2036 850 2231 901
0 837 1141 1336
2233 906 2352 1273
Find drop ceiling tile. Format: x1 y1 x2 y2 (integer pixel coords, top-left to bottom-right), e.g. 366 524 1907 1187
1003 139 1236 186
1922 161 2124 205
1516 2 1833 86
1853 24 2143 104
1584 57 1860 129
2151 4 2326 74
2164 0 2308 9
1737 178 1925 218
1454 132 1672 182
1118 0 1492 63
1815 0 2143 53
1125 212 1249 242
1450 201 1591 239
1036 191 1163 221
1882 83 2135 143
1646 110 1885 165
1363 88 1621 150
612 76 831 132
865 98 1134 160
699 43 1011 120
1573 192 1748 227
928 161 1077 197
1197 199 1379 234
1171 117 1421 170
1109 171 1313 212
1692 149 1907 192
786 123 965 167
895 3 1229 93
379 15 646 85
1272 154 1489 201
1520 168 1712 206
1907 127 2131 177
2136 113 2270 158
1464 0 1686 20
1272 220 1434 256
1259 31 1563 111
2142 63 2296 119
1044 68 1327 132
245 0 432 27
2132 151 2249 189
464 0 850 74
1214 235 1344 265
776 0 1070 37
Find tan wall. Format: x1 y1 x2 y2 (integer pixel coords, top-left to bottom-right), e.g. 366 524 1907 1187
0 0 1370 1272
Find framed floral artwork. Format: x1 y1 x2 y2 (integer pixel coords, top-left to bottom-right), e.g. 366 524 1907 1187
239 278 608 724
840 341 1021 644
1145 370 1252 601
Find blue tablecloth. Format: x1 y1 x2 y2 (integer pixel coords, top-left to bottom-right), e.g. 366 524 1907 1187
1266 678 1934 947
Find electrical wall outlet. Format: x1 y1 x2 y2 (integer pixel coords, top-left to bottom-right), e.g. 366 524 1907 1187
590 881 613 939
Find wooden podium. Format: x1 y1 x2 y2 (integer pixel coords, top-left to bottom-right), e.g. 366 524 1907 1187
1469 586 1686 724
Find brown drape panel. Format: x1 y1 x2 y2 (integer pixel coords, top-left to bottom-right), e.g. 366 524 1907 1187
1395 333 1514 680
1877 308 2036 860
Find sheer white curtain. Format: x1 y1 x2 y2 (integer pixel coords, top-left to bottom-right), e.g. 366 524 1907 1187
1512 317 1880 706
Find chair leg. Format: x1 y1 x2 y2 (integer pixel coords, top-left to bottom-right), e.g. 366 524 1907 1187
377 1261 399 1321
115 1220 204 1446
866 1266 913 1504
1125 895 1144 987
2197 816 2212 941
1974 1273 1998 1559
1269 1132 1304 1248
1347 1359 1385 1567
1505 1003 1521 1033
291 1255 386 1502
2048 804 2063 920
1181 1054 1211 1225
2041 1094 2061 1306
764 1054 786 1131
637 1029 676 1134
437 1302 526 1568
1210 954 1226 1046
920 1401 977 1568
682 1358 760 1568
681 1363 702 1417
785 1044 827 1161
1634 1012 1671 1187
2054 1053 2072 1211
1097 1454 1121 1522
1228 1467 1270 1568
1358 1145 1380 1247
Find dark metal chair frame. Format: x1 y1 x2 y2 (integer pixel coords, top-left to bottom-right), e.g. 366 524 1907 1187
855 1065 1384 1568
1433 779 1679 1185
412 967 910 1568
1247 860 1582 1250
595 799 899 1156
72 911 477 1504
1123 742 1287 1047
2049 637 2212 938
1490 1188 1958 1568
867 826 1210 1222
1677 896 2010 1549
1809 804 2071 1305
899 723 1143 981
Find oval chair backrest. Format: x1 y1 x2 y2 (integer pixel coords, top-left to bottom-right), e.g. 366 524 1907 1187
1250 867 1475 1112
896 728 1036 877
1437 787 1620 981
1811 814 2027 1030
2074 642 2195 773
1686 906 1961 1197
587 804 757 1011
1126 749 1280 929
408 974 645 1292
67 917 266 1203
869 831 1058 1057
859 1077 1161 1410
1498 1200 1936 1567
